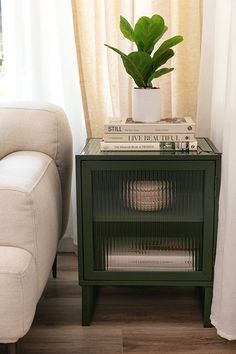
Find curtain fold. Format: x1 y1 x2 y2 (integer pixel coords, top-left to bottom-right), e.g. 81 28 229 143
197 0 236 340
71 0 202 138
1 0 86 245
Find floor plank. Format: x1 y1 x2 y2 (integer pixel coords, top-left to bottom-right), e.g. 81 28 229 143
123 328 236 354
1 253 236 354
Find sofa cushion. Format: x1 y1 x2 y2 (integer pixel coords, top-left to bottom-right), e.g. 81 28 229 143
0 151 62 293
0 246 37 343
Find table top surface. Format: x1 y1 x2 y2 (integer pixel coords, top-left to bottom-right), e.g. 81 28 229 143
76 138 221 161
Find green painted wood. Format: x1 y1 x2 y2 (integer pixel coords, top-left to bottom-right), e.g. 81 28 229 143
203 287 213 328
76 159 84 283
76 138 221 327
81 286 97 326
81 163 95 281
82 270 210 282
82 159 216 171
201 162 215 279
79 280 213 287
213 158 222 262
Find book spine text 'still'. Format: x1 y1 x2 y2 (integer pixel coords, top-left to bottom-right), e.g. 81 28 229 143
104 124 195 134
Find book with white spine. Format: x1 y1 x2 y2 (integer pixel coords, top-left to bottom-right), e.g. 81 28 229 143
103 133 195 143
100 140 198 151
104 117 195 134
107 250 193 271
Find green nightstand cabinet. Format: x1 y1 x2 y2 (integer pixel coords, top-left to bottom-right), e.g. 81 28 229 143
76 138 221 327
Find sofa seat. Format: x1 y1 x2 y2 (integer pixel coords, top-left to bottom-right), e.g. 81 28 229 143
0 247 36 343
0 151 62 343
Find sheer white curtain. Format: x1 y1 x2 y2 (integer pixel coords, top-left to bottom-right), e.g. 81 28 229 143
1 0 86 245
197 0 236 339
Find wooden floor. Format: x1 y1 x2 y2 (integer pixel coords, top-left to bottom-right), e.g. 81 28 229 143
1 253 236 354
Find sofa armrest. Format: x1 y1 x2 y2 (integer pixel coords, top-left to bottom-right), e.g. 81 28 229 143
0 102 72 235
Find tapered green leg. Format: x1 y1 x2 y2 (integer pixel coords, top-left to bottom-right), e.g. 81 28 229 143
203 286 213 328
82 286 97 326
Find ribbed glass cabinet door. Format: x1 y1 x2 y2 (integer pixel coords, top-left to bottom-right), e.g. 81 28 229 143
82 161 215 281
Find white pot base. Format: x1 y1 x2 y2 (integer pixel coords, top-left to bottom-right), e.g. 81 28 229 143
132 88 161 123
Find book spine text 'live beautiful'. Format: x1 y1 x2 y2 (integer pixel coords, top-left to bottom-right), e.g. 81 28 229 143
103 133 195 143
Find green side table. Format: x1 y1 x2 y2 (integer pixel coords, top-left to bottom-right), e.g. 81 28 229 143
76 138 221 327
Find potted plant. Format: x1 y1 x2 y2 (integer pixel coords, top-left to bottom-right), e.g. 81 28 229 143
105 15 183 122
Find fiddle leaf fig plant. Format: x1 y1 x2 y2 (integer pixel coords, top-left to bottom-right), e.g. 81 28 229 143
105 15 183 88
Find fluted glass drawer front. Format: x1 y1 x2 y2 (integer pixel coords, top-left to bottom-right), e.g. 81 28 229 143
92 169 204 222
93 222 203 273
81 161 215 281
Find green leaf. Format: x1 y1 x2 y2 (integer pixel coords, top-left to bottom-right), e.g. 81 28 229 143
105 44 145 87
147 67 174 85
128 52 153 84
120 16 135 42
153 35 183 59
104 44 127 58
153 49 175 71
134 15 167 54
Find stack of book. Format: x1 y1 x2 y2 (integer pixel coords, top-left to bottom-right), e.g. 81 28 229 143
100 117 197 151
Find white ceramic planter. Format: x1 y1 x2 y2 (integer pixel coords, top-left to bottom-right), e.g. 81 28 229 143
132 88 161 122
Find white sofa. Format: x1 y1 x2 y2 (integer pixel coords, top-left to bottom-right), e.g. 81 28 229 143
0 102 72 353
